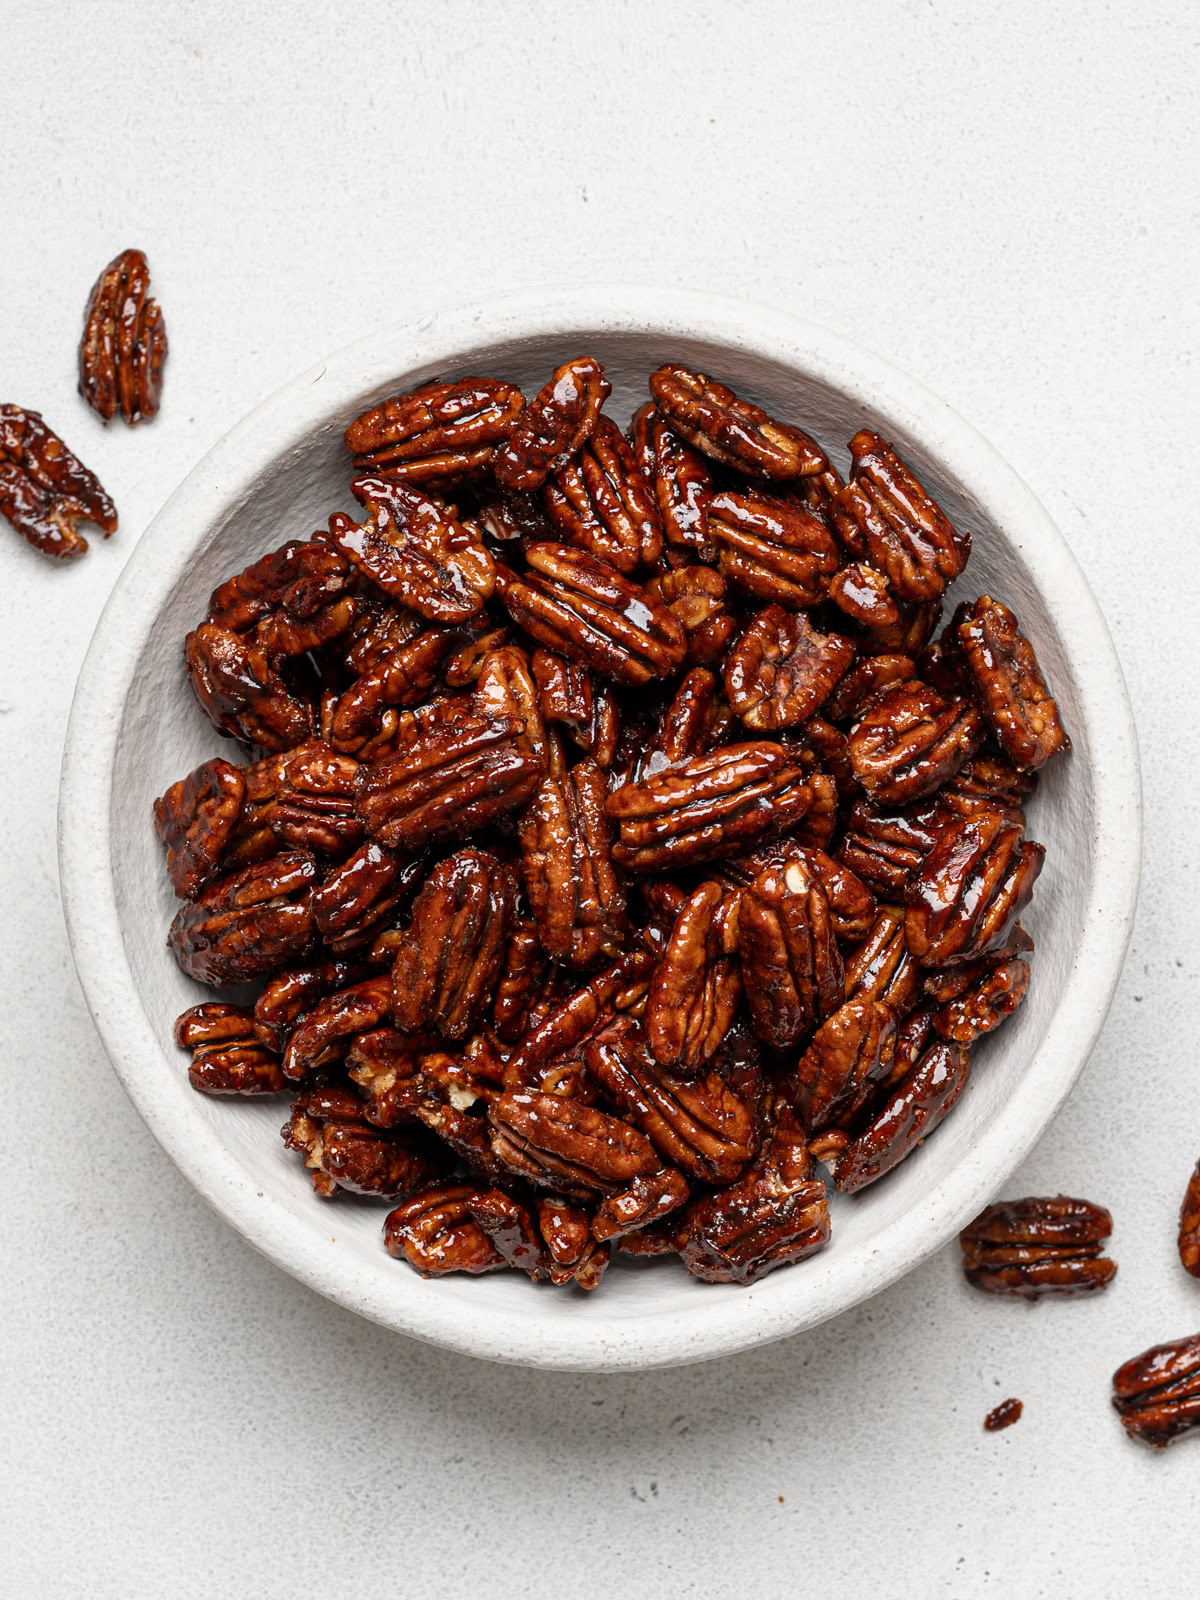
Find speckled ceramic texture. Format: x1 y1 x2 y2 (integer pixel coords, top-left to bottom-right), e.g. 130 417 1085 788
57 286 1141 1370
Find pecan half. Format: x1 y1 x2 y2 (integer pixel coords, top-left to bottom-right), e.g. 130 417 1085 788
728 840 876 945
78 248 167 424
344 377 525 485
792 997 897 1132
630 402 714 556
501 951 654 1092
1112 1335 1200 1449
167 851 317 986
495 543 686 686
466 1187 551 1280
831 1039 971 1193
1180 1161 1200 1280
531 649 619 767
269 740 363 854
494 357 610 491
725 606 855 731
520 756 625 969
928 942 1031 1043
960 1195 1116 1299
391 849 516 1040
823 654 916 725
283 1082 448 1198
956 595 1070 770
648 364 827 480
253 959 364 1052
837 799 941 897
329 627 458 755
384 1182 510 1274
544 415 662 572
154 757 248 899
843 905 921 1014
174 1003 284 1095
848 679 984 805
827 562 899 628
489 1090 660 1197
681 1108 830 1284
0 404 117 559
607 741 812 872
738 856 842 1049
707 489 840 608
312 841 426 953
470 643 549 766
905 812 1044 967
280 974 393 1081
208 540 357 656
645 565 735 667
646 880 742 1073
592 1166 690 1243
492 919 550 1043
184 622 316 751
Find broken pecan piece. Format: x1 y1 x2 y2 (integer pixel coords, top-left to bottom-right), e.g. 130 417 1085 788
280 974 393 1081
284 1083 448 1199
344 377 525 485
956 595 1070 770
536 1196 612 1288
384 1182 510 1274
492 919 550 1043
630 402 714 556
184 622 316 751
544 414 662 572
707 488 840 608
592 1166 690 1243
520 755 625 969
154 757 248 899
1180 1160 1200 1280
738 855 842 1049
494 356 610 491
960 1195 1116 1299
905 811 1044 967
531 649 619 767
648 364 827 480
848 679 984 805
827 562 899 628
78 248 167 424
1112 1335 1200 1449
725 605 855 731
466 1187 551 1280
0 405 117 559
832 1039 971 1193
167 851 317 986
646 880 742 1073
174 1003 284 1095
645 564 735 667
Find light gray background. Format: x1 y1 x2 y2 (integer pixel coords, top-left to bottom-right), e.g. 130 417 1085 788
2 3 1197 1596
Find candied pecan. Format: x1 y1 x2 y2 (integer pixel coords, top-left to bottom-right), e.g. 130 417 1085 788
1180 1160 1200 1280
1112 1335 1200 1449
495 543 686 686
956 595 1070 770
535 1195 611 1287
890 1000 935 1085
728 841 876 945
856 596 942 659
253 959 363 1051
184 622 315 751
284 1083 448 1199
269 740 363 854
607 741 812 873
329 628 458 755
281 974 393 1081
356 711 544 851
928 945 1031 1043
827 432 969 601
385 1182 510 1274
208 540 357 657
531 649 619 767
681 1108 830 1284
78 248 166 424
823 654 916 725
707 488 840 608
827 562 899 628
471 643 549 766
154 757 247 899
344 377 525 485
174 1003 284 1095
848 679 984 805
501 951 654 1091
618 1216 689 1257
738 856 843 1050
843 905 922 1014
489 1090 660 1197
312 841 425 953
645 565 735 667
832 1039 971 1193
442 625 510 688
648 364 827 480
960 1195 1116 1299
494 357 610 491
725 606 855 731
344 1028 433 1126
0 404 117 559
328 477 494 622
391 848 516 1040
465 1187 551 1280
167 851 317 986
837 799 941 897
520 755 625 969
984 1399 1023 1432
593 1165 690 1244
792 996 897 1132
586 1016 759 1185
340 599 425 675
646 880 742 1072
544 415 662 573
475 490 558 554
630 402 715 557
905 812 1044 967
638 668 733 773
493 919 550 1042
944 749 1037 814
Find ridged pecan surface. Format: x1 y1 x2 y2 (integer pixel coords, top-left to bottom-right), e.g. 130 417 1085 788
78 248 167 423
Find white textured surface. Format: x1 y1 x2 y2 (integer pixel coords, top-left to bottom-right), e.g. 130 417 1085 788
1 0 1196 1593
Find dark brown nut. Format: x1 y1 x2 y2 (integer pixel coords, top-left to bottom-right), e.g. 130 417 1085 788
344 377 525 485
944 749 1037 814
644 565 735 667
470 643 549 767
475 490 558 552
174 1003 284 1095
494 357 611 491
520 757 625 970
501 950 654 1092
78 248 166 424
533 1195 611 1287
281 974 393 1081
586 1016 759 1185
837 799 941 897
312 841 424 953
646 881 742 1073
832 1039 971 1193
544 415 663 573
208 540 357 656
929 946 1031 1043
253 959 364 1052
531 649 619 767
1180 1161 1200 1280
466 1188 551 1280
960 1195 1116 1299
843 905 922 1014
607 742 813 873
391 849 516 1040
738 857 843 1050
827 562 899 628
269 740 363 855
442 625 510 688
639 668 733 772
906 811 1044 967
329 628 458 756
593 1165 690 1243
345 1028 431 1127
725 606 855 731
154 757 247 899
680 1107 830 1284
282 1082 447 1199
848 679 984 805
799 715 856 801
823 654 916 725
1112 1335 1200 1449
648 363 827 481
857 596 943 659
167 851 317 986
827 432 969 601
956 595 1070 770
728 840 877 945
489 1090 661 1196
355 711 545 851
0 404 117 559
340 599 425 675
984 1399 1023 1432
792 996 897 1132
890 1000 936 1085
617 1215 689 1257
630 402 715 557
707 489 840 608
495 543 687 687
492 919 550 1042
328 477 495 622
384 1182 510 1274
184 622 316 751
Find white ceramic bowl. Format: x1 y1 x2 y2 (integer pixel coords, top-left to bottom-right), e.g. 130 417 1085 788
58 286 1142 1371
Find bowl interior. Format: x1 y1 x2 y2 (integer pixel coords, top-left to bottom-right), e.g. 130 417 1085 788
80 296 1135 1369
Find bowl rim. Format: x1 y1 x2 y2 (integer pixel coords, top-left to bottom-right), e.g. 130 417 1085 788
57 284 1142 1370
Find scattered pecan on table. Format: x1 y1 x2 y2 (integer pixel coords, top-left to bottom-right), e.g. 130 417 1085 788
1112 1334 1200 1449
1179 1158 1200 1280
0 405 117 559
157 355 1070 1291
78 248 167 424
